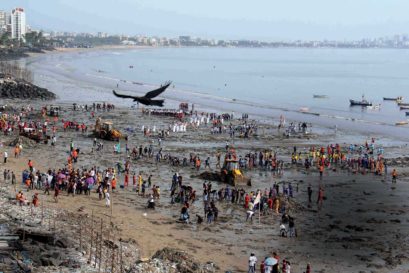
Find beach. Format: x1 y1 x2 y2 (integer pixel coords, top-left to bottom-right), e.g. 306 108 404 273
0 48 409 272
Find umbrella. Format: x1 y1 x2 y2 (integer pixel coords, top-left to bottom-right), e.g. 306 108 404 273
57 173 66 180
86 177 94 185
265 257 278 266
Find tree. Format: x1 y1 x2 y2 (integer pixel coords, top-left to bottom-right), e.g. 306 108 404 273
0 33 10 46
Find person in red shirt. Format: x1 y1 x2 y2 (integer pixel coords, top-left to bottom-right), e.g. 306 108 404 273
244 193 250 209
28 160 34 172
267 197 273 210
124 172 129 187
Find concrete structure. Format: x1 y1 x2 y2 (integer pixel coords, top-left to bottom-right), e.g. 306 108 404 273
0 10 10 34
11 8 26 41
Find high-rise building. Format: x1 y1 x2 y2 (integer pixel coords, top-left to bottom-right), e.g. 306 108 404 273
0 11 6 27
11 7 26 41
0 10 9 33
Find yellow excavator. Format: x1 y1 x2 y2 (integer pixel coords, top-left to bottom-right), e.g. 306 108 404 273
94 118 123 141
220 148 251 186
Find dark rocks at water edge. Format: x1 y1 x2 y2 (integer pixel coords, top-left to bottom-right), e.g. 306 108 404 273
0 75 56 100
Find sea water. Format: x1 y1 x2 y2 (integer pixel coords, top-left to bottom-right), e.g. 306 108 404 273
24 47 409 140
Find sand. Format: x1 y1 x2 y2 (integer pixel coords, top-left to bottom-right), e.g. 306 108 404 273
0 101 408 273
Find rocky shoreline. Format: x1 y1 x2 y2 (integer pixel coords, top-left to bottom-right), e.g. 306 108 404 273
0 185 216 273
0 75 56 100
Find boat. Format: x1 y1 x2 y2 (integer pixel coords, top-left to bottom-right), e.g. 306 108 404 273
398 102 409 106
400 106 409 110
406 112 409 116
350 99 372 106
350 94 372 106
313 94 328 99
383 96 403 101
395 121 409 126
367 104 381 110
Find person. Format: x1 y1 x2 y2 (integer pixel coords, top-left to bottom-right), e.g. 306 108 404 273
111 176 117 192
16 191 24 206
317 186 324 209
285 261 291 273
32 193 39 207
306 263 311 273
392 169 397 183
54 186 60 203
11 171 16 185
105 191 110 207
272 252 279 273
248 253 257 273
307 185 312 204
28 160 34 172
180 205 189 223
246 209 255 222
147 195 155 209
25 177 31 192
288 217 295 237
280 223 287 237
3 151 8 163
260 258 266 273
319 164 324 178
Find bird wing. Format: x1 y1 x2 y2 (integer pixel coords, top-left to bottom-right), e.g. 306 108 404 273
112 90 139 99
144 81 172 99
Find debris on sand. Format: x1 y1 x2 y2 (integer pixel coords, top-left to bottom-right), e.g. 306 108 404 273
128 247 218 273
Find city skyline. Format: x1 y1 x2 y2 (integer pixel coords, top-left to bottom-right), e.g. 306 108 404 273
1 1 409 41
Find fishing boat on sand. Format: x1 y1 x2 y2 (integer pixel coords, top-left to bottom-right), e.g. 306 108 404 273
383 96 403 101
395 121 409 126
350 95 372 106
313 94 328 99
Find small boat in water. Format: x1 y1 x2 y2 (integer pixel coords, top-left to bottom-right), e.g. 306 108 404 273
367 104 381 110
400 106 409 110
406 112 409 116
350 98 372 106
383 96 403 101
395 121 409 126
313 94 328 99
350 94 372 106
398 102 409 106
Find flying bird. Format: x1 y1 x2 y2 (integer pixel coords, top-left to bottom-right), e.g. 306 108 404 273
112 81 171 107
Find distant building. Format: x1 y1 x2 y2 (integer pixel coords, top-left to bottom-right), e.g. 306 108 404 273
0 10 10 34
11 7 26 41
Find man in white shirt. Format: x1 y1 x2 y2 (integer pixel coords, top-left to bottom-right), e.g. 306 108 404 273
3 151 8 163
248 253 257 273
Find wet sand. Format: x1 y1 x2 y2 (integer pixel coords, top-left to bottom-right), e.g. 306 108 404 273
0 101 408 272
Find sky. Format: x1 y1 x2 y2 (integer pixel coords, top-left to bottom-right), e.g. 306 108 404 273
1 0 408 40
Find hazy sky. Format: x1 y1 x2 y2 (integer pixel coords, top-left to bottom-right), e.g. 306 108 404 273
2 0 408 40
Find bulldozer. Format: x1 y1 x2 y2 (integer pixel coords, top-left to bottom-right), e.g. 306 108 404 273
94 118 123 141
199 148 251 187
220 149 251 187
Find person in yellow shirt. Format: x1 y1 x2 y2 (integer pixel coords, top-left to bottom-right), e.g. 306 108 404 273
138 173 143 194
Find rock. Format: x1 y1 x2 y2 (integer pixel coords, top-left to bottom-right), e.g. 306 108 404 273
129 247 217 273
0 76 56 100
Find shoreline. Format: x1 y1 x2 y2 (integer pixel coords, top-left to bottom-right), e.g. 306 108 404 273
22 47 409 144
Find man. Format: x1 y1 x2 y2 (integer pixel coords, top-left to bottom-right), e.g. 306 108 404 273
11 171 16 185
317 186 324 209
248 253 257 273
392 169 397 183
307 185 313 204
3 151 8 163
